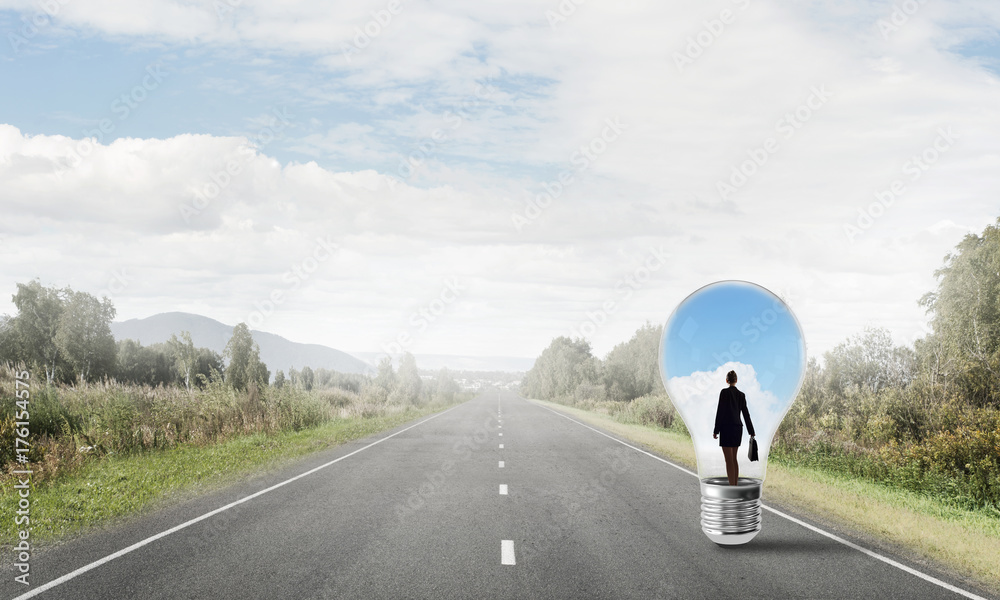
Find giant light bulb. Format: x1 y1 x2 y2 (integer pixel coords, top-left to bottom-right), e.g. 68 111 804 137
658 280 806 545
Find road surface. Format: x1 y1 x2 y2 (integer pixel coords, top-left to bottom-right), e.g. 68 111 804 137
3 389 994 599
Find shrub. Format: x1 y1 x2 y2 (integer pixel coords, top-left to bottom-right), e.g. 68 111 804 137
613 394 676 430
0 365 407 484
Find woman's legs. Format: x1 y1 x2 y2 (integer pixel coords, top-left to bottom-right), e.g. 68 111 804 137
722 446 739 485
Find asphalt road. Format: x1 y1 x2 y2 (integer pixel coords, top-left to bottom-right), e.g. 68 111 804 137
3 389 995 600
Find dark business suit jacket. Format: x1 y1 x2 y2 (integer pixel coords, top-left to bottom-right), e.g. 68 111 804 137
714 385 755 438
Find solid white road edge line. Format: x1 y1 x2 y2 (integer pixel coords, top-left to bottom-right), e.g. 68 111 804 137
13 403 464 600
530 399 990 600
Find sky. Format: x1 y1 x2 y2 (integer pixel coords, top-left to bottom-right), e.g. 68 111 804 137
665 361 779 480
660 280 805 402
1 0 999 364
659 281 804 479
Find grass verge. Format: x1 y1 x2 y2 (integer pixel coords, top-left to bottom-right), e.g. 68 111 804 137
2 403 455 545
535 398 1000 596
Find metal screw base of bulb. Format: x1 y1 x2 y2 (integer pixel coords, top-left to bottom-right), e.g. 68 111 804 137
700 477 762 545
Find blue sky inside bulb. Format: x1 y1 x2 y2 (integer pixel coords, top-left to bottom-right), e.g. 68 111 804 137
659 280 806 481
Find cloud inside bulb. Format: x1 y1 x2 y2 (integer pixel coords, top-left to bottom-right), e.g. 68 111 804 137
665 361 783 480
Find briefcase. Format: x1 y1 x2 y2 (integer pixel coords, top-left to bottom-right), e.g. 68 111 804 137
748 438 759 461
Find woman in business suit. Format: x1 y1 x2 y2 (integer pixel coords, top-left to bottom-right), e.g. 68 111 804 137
713 370 755 486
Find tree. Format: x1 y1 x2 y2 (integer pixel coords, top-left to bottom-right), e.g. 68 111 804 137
521 337 598 399
392 352 422 404
823 326 914 395
8 282 119 383
193 346 224 388
115 338 149 385
314 368 332 388
433 367 460 403
273 370 286 389
9 280 67 383
324 370 364 393
223 323 268 392
142 342 179 386
603 322 662 401
168 331 198 390
254 360 270 389
919 217 1000 406
54 290 117 382
374 356 396 394
115 339 180 387
0 315 19 365
363 357 396 404
301 365 315 391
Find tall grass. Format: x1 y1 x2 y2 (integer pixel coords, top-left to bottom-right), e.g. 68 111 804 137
0 364 455 486
543 391 690 437
541 381 999 514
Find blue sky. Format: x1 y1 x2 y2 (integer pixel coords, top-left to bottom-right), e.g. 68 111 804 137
661 280 805 402
1 1 999 362
0 13 545 179
3 5 997 160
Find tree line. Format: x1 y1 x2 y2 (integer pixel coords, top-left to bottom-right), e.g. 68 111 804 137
0 278 464 407
522 216 1000 509
525 217 1000 412
0 280 270 391
0 281 458 403
520 321 661 404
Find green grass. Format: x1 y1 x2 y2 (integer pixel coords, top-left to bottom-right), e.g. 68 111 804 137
535 398 1000 596
2 403 454 545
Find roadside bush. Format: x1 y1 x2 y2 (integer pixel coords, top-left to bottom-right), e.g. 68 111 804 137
620 394 675 429
0 366 418 485
574 382 606 404
316 388 357 409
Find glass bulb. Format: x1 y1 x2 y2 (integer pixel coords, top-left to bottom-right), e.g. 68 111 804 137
658 280 806 545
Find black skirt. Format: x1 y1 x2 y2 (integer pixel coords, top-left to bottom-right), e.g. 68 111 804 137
718 426 742 447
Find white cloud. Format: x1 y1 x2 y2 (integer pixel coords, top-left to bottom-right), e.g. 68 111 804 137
666 361 788 480
1 1 999 363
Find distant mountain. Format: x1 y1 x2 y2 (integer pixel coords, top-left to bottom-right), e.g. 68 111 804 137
111 312 372 376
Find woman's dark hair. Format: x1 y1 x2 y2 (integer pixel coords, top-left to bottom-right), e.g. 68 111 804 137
726 370 737 384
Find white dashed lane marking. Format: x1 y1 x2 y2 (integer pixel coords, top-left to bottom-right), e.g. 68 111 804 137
499 484 508 495
501 540 516 565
